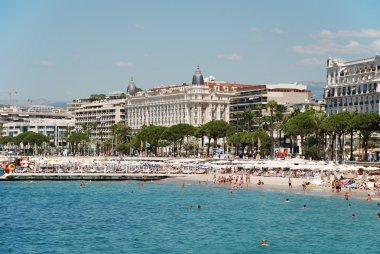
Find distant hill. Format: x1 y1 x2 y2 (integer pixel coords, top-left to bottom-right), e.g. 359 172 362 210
47 101 69 108
297 81 325 100
0 99 69 108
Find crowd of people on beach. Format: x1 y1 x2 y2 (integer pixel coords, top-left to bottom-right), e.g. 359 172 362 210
2 156 380 196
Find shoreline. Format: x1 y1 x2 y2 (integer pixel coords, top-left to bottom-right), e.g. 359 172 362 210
1 171 378 201
167 174 380 201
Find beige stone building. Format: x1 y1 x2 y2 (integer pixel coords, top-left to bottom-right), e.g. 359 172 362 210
125 66 244 131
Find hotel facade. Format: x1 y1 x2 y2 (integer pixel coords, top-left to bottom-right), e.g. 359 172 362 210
229 83 313 126
0 105 74 147
324 55 380 115
74 97 125 140
125 67 253 131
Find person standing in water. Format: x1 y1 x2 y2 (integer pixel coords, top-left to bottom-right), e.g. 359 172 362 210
288 177 292 188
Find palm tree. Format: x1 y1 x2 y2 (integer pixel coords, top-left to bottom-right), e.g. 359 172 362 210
254 104 264 129
233 112 244 132
310 110 327 159
347 111 356 161
64 125 74 153
274 104 287 148
242 109 255 132
267 100 278 158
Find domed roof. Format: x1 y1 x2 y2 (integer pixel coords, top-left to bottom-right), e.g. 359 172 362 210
127 77 137 96
192 65 204 85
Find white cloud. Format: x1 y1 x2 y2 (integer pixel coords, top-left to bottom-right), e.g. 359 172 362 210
313 29 380 39
271 28 283 35
133 24 145 30
311 29 334 39
115 61 134 68
342 40 368 53
299 58 324 65
292 44 327 54
292 40 369 55
337 29 380 38
218 53 242 61
39 60 53 66
369 39 380 51
295 28 380 56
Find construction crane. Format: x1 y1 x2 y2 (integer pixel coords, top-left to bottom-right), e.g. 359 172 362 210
27 99 34 107
8 91 17 106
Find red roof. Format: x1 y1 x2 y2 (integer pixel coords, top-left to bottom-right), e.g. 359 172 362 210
147 81 265 93
205 81 264 92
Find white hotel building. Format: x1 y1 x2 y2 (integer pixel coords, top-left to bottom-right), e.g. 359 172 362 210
324 55 380 115
125 66 245 131
74 95 125 140
1 105 74 147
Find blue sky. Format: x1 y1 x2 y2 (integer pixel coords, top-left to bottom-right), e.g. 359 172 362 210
1 0 380 102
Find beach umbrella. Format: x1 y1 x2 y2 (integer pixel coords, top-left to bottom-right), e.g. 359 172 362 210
365 166 380 170
321 164 336 172
344 164 359 171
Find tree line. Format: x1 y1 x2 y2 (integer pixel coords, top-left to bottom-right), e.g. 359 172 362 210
1 100 380 160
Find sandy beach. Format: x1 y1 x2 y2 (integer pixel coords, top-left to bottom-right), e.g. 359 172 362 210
167 173 380 201
2 155 379 201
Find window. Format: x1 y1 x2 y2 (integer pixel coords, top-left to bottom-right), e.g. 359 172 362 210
214 86 219 92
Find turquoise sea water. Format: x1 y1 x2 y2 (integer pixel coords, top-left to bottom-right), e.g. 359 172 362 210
0 181 379 254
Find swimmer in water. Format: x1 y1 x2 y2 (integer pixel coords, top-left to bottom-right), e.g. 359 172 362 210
352 213 356 219
367 194 372 201
198 205 201 209
303 204 307 208
189 204 192 209
261 240 268 246
284 198 290 203
378 213 380 219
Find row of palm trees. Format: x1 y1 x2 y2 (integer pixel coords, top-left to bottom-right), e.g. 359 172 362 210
65 122 132 155
232 101 380 161
2 99 380 160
